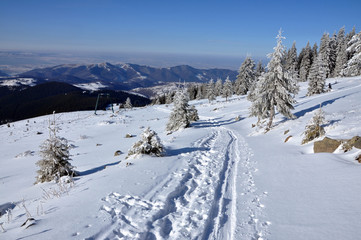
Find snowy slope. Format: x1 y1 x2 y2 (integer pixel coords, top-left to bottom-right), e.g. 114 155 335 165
1 76 361 240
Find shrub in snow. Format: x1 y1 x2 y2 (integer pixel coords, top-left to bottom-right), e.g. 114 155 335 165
302 106 326 144
127 127 164 158
35 119 77 184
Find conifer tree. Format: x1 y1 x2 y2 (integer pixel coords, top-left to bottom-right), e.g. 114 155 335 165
196 85 203 99
215 78 223 96
342 31 361 77
235 57 255 95
299 42 312 81
285 42 298 71
127 127 164 158
249 30 296 129
206 78 216 102
334 38 348 77
329 32 338 77
307 53 327 96
222 76 233 101
254 61 265 79
35 114 77 184
124 97 132 109
319 33 331 77
166 89 198 132
312 43 318 63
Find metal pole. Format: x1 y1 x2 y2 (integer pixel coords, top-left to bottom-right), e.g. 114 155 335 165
94 93 101 115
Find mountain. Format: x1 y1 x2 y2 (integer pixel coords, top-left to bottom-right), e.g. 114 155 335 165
0 69 9 77
0 81 150 124
19 62 238 91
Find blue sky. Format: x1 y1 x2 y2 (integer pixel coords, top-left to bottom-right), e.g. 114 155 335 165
0 0 360 67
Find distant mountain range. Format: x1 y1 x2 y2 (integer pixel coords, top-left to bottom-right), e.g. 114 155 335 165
19 62 238 91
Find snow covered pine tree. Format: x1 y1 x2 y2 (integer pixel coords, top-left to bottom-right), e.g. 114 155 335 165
166 89 199 132
124 97 132 109
249 29 297 129
35 114 77 184
127 127 164 158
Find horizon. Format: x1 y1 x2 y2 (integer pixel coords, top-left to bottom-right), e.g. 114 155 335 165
0 0 360 73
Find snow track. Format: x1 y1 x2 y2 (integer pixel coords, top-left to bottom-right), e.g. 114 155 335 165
95 126 269 240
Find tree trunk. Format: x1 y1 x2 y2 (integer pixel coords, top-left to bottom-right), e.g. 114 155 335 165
268 106 275 129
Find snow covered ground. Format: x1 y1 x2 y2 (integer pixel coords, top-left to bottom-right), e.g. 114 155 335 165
1 76 361 240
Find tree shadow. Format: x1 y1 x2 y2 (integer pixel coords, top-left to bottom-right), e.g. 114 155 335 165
293 95 347 118
78 160 122 176
165 147 210 157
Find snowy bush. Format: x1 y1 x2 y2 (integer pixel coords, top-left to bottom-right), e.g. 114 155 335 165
302 106 326 144
127 127 164 158
35 116 77 184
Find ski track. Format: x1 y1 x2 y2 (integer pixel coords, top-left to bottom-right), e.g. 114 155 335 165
89 120 270 240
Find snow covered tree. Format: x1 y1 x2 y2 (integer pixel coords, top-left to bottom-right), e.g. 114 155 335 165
307 53 327 96
127 127 164 158
299 42 312 82
312 43 318 63
196 85 203 99
342 31 361 77
334 38 347 77
329 32 338 77
35 115 77 184
249 30 296 129
222 76 233 101
206 78 216 102
319 33 331 78
215 78 223 96
255 61 265 79
234 57 255 95
302 105 326 144
285 41 298 71
166 89 198 132
124 97 132 109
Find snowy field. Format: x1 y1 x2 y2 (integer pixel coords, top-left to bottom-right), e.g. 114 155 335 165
1 76 361 240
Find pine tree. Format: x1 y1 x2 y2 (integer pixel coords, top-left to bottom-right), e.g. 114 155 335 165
342 31 361 77
307 53 327 96
206 78 216 102
329 32 338 77
254 61 265 79
222 76 233 101
334 38 347 77
124 97 132 109
285 42 298 71
215 78 223 96
35 115 77 184
312 43 318 64
249 30 296 129
302 105 326 144
319 33 331 77
196 85 203 99
166 89 198 132
235 57 255 95
127 127 164 158
299 42 312 81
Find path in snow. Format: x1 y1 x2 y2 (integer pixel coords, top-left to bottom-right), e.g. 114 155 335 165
87 122 269 239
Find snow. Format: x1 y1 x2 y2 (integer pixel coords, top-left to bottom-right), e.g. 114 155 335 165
0 78 37 87
73 82 108 91
1 76 361 239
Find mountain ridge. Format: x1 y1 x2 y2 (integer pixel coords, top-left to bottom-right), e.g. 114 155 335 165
19 62 238 90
